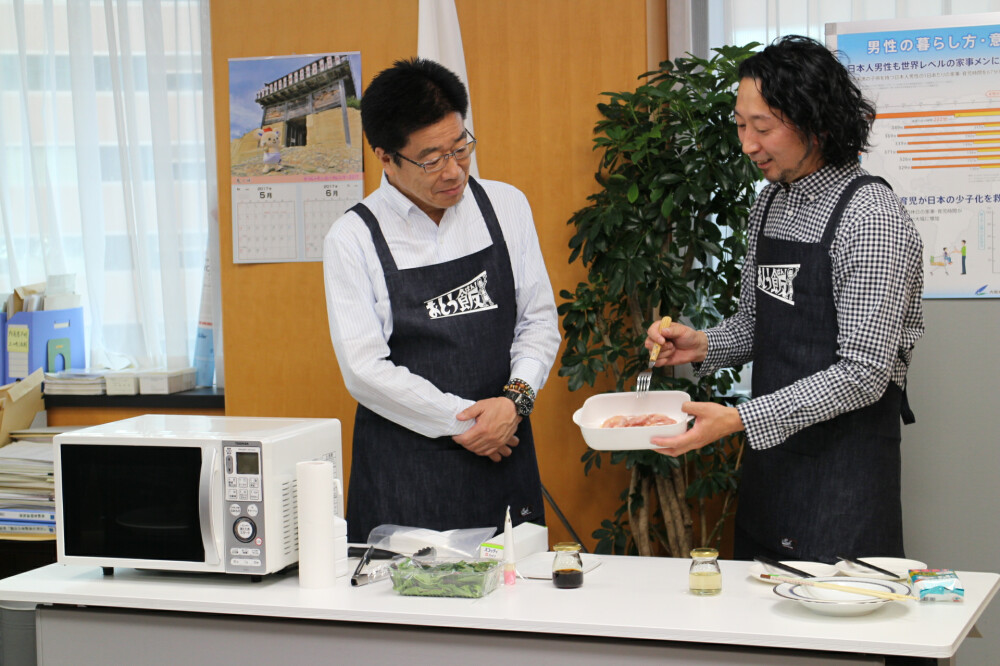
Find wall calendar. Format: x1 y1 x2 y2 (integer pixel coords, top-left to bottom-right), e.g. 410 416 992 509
229 52 363 264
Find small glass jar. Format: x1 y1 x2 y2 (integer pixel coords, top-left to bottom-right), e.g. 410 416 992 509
689 547 722 596
552 542 584 589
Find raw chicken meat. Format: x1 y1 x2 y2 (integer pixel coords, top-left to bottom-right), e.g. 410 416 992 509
601 413 677 428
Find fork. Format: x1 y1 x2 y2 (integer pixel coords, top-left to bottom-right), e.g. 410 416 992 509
636 316 672 396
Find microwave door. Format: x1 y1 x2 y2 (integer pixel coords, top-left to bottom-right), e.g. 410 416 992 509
60 443 208 563
199 447 222 566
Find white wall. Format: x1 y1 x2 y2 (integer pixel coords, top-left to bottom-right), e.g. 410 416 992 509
903 299 1000 663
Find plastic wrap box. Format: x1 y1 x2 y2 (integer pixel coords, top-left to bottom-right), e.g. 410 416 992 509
138 367 197 395
105 372 139 396
5 307 84 385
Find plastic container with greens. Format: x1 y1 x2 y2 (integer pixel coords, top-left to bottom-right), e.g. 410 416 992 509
388 557 501 598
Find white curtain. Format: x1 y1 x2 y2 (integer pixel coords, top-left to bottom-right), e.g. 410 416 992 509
719 0 1000 49
0 0 217 375
418 0 480 179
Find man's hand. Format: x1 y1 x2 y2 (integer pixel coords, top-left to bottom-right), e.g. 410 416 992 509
644 319 709 367
453 397 521 462
649 401 743 457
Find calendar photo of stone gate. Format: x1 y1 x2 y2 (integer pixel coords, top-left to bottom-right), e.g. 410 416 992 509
229 52 363 179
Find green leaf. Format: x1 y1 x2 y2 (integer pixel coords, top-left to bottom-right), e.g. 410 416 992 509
627 182 639 204
660 193 674 218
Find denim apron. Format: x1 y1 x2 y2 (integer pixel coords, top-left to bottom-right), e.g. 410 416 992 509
735 175 912 563
344 177 544 543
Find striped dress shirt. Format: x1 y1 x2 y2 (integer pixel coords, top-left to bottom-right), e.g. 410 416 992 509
323 174 560 439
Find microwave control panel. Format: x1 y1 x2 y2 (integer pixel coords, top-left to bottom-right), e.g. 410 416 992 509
222 441 267 574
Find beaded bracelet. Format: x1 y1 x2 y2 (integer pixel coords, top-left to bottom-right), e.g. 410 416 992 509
503 378 535 400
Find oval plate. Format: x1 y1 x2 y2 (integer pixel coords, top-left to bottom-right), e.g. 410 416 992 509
773 576 911 617
834 557 927 581
749 560 838 584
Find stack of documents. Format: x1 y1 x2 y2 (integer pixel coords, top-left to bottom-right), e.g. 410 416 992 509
0 439 57 540
43 369 107 395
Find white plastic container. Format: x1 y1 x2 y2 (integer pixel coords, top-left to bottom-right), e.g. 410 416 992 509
137 367 197 394
572 390 692 450
105 371 139 395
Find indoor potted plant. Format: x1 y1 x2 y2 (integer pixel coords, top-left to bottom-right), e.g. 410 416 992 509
559 43 761 556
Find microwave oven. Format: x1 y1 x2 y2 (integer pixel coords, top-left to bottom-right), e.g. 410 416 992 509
54 414 343 577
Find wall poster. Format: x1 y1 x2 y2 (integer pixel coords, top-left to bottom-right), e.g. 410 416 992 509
829 14 1000 298
229 52 363 264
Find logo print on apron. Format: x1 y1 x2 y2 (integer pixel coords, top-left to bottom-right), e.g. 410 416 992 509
424 270 497 318
757 263 801 305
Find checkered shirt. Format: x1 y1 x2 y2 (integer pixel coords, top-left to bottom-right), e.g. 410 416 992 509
698 162 925 450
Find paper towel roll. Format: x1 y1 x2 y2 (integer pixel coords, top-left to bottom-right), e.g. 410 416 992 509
296 460 338 588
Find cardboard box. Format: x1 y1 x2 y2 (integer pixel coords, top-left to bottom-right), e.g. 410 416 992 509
0 369 44 447
0 312 6 388
5 307 84 385
138 367 196 395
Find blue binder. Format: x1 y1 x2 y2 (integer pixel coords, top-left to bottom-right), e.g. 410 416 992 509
5 307 84 385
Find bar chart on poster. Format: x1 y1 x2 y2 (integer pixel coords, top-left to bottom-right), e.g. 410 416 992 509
829 13 1000 298
885 107 1000 172
876 106 998 288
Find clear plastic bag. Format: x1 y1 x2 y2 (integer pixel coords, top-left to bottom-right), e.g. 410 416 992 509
366 524 497 559
388 557 501 598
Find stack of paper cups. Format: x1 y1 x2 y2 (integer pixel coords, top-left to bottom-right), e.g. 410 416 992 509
296 460 338 588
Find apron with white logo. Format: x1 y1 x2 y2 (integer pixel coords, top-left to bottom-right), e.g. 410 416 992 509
344 177 544 542
735 176 910 563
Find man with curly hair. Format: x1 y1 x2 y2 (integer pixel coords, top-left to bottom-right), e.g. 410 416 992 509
644 35 924 563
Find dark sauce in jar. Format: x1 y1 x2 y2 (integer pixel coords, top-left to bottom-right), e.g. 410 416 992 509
552 568 584 589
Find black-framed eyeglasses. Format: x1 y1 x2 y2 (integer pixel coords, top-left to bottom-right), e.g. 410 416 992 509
394 130 477 174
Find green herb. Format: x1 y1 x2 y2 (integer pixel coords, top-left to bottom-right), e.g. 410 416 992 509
390 558 500 598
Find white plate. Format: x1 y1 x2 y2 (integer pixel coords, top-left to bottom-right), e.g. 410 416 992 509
773 576 911 617
748 560 838 584
572 390 692 451
834 557 927 581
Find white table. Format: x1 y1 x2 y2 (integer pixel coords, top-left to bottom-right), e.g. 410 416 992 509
0 557 995 665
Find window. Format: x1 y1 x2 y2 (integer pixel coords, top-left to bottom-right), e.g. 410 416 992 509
0 0 219 381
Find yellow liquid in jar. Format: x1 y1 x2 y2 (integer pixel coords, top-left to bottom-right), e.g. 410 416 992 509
689 570 722 595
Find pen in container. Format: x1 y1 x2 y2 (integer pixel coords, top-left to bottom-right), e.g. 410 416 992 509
504 505 516 586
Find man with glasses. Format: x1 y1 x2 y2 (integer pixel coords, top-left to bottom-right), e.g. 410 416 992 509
323 58 560 543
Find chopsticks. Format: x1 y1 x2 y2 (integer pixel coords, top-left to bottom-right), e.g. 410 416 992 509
760 574 918 601
837 554 902 579
754 556 814 579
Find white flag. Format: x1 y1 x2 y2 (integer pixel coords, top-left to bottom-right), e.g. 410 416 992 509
418 0 480 178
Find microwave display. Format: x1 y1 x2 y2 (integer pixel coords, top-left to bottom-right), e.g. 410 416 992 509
236 451 259 475
60 444 206 562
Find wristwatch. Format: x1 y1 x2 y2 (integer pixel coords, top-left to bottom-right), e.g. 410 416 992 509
503 389 534 417
502 378 535 417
